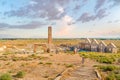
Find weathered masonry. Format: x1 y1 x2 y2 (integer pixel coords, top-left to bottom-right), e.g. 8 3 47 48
79 38 118 53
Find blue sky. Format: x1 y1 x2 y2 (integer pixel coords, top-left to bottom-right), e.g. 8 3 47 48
0 0 120 38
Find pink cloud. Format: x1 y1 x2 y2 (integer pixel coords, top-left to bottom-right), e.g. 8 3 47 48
57 26 73 36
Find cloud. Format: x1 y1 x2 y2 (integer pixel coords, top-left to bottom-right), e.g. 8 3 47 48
84 29 120 38
57 6 64 14
29 0 37 5
2 0 118 25
74 0 88 10
0 21 46 30
0 34 17 38
96 8 107 19
98 30 120 37
0 23 10 29
82 0 88 3
4 0 72 20
74 4 82 10
62 15 75 25
56 25 76 38
108 0 120 8
108 21 112 23
114 20 120 23
55 15 75 37
62 15 73 23
4 9 29 17
111 0 120 6
77 8 107 23
107 20 120 23
57 26 73 36
95 0 106 11
77 13 96 23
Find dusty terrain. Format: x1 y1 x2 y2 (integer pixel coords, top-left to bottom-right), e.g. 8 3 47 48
0 53 74 79
0 52 99 80
0 39 119 80
60 58 98 80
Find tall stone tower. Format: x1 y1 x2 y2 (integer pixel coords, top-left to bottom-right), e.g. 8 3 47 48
48 26 52 44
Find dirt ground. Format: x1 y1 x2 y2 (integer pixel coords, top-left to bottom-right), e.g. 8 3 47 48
60 58 98 80
0 39 119 80
0 53 90 80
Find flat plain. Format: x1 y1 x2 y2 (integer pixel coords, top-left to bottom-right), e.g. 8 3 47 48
0 39 119 80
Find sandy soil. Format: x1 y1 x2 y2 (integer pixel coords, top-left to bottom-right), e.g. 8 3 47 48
0 53 86 80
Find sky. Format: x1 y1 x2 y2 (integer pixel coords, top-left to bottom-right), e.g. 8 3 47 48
0 0 120 38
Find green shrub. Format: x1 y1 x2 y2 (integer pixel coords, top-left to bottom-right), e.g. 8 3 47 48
97 57 114 64
65 64 73 68
29 54 37 59
0 73 12 80
114 70 120 74
15 71 25 78
50 54 53 56
106 72 115 80
31 54 36 57
39 62 43 64
80 52 89 58
6 62 10 65
118 58 120 63
12 57 19 61
46 62 52 65
115 74 120 80
100 65 117 71
57 63 60 65
79 52 118 64
44 75 49 78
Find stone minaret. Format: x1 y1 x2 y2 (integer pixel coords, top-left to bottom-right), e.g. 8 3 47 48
48 26 52 44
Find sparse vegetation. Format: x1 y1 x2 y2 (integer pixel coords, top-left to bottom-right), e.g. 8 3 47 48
30 54 37 57
43 75 49 78
46 62 52 65
50 54 53 56
65 64 74 68
12 57 19 61
39 62 43 64
94 65 120 80
118 58 120 63
0 73 12 80
98 65 118 71
15 71 26 78
115 74 120 80
5 62 10 65
106 72 115 80
57 63 60 65
21 63 25 67
106 72 120 80
2 52 13 55
0 39 119 79
80 52 120 64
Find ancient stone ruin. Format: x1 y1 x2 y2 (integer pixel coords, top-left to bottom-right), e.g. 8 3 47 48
79 38 118 53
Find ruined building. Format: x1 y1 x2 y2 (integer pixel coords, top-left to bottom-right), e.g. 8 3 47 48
79 38 118 53
106 43 118 53
91 39 99 52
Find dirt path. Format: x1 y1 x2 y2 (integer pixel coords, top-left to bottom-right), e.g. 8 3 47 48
60 58 98 80
63 66 97 80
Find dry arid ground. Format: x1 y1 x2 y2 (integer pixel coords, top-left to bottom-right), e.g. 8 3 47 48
0 53 96 80
0 39 120 47
0 39 120 80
